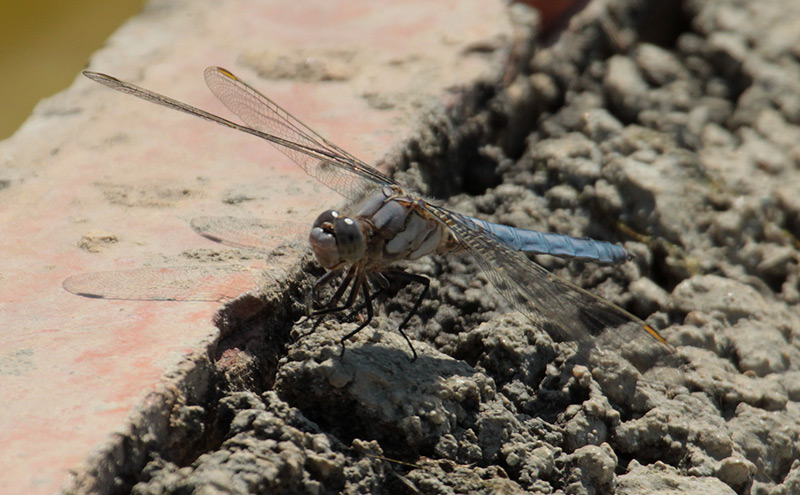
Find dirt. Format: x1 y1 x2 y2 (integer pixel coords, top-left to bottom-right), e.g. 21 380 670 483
71 0 800 494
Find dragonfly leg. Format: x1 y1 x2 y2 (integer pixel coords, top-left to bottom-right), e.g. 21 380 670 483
339 277 373 360
297 267 362 341
388 271 430 362
338 270 429 361
301 269 429 361
307 268 349 316
342 274 388 319
311 268 364 318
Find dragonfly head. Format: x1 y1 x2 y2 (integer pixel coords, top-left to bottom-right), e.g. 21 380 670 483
309 209 366 269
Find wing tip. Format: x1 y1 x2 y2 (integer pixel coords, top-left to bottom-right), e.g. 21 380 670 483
645 324 671 346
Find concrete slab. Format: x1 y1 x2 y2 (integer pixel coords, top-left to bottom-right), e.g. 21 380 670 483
0 0 516 493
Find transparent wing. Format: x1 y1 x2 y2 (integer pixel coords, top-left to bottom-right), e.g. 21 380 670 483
63 216 293 302
424 203 679 371
190 216 306 253
204 67 398 199
83 68 398 200
63 266 270 302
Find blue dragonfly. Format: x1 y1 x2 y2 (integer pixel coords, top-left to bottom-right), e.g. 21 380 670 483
67 67 672 362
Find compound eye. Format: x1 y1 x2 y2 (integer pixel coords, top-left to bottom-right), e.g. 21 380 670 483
309 226 339 269
333 217 366 262
312 209 339 229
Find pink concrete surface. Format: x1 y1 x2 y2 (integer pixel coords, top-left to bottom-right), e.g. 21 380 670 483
0 0 514 493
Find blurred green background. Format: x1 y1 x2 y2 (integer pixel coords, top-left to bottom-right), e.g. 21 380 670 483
0 0 145 139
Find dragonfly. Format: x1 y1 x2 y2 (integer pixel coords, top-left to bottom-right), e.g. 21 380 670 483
69 66 672 363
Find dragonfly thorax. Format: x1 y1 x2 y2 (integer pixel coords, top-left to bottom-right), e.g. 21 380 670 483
309 209 366 269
